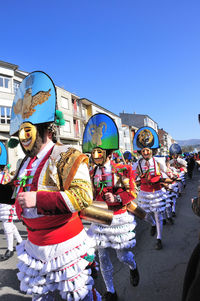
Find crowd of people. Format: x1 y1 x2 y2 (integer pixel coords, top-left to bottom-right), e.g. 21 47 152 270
0 71 199 301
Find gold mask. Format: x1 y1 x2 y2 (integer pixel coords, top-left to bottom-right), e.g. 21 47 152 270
141 147 152 160
91 148 106 166
19 122 37 151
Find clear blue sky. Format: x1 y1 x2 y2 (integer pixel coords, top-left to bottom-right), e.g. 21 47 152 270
2 0 200 140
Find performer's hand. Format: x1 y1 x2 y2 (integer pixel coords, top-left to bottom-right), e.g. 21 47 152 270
18 192 37 208
104 192 115 203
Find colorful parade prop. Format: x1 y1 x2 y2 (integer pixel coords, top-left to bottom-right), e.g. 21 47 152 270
133 126 159 151
0 142 8 166
82 113 119 153
169 143 182 156
10 71 56 136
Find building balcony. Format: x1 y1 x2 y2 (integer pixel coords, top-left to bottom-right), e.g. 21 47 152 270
73 108 82 118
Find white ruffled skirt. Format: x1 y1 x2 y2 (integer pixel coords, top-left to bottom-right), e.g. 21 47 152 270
89 211 136 250
179 171 186 184
137 189 166 213
169 182 179 198
16 229 96 300
0 204 18 221
161 188 172 209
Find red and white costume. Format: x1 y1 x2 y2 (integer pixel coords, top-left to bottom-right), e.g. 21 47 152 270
169 157 187 191
136 157 167 213
90 161 137 249
136 157 168 241
13 142 98 300
89 160 139 296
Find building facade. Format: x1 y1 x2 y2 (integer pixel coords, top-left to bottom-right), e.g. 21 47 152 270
158 128 174 156
119 112 158 132
121 124 139 153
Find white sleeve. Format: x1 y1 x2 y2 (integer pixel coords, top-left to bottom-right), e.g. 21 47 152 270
73 162 91 182
154 157 167 173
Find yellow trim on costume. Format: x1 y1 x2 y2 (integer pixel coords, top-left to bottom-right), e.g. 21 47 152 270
57 149 89 190
65 179 93 211
65 190 80 211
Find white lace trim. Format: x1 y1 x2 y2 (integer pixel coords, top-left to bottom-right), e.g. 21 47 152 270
89 211 136 249
0 204 18 220
16 230 96 300
137 189 166 212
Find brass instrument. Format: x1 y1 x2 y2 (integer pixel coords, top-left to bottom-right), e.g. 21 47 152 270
92 201 146 220
126 201 146 220
80 204 113 225
93 201 108 209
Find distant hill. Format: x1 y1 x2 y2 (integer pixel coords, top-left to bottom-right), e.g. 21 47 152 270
177 139 200 146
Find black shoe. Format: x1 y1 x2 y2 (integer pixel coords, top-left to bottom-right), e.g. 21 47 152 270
150 225 156 236
91 264 98 279
167 217 174 225
163 219 166 225
130 267 140 287
13 242 20 252
102 292 118 301
172 212 176 218
155 239 163 250
0 249 14 261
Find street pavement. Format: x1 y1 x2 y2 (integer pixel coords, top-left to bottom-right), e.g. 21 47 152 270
0 168 200 300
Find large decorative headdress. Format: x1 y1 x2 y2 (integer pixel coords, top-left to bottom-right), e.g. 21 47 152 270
0 142 8 166
133 126 159 151
9 71 65 148
169 143 182 156
10 71 57 136
82 113 119 153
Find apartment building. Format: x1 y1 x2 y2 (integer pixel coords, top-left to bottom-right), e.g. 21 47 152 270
119 112 158 132
56 94 125 150
158 128 174 156
122 124 139 153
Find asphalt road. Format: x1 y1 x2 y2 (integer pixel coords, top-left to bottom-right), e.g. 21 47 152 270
0 168 200 301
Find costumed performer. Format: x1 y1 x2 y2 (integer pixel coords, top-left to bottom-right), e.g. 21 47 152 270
133 126 170 250
165 157 180 218
169 143 187 194
0 71 101 301
82 113 140 301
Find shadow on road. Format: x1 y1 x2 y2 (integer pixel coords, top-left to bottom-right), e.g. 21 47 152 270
0 268 20 291
0 294 30 300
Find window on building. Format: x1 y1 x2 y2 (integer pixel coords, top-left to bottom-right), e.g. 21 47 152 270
72 98 80 115
63 120 71 133
82 106 87 120
0 76 11 90
0 106 11 124
61 96 69 109
13 80 20 94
